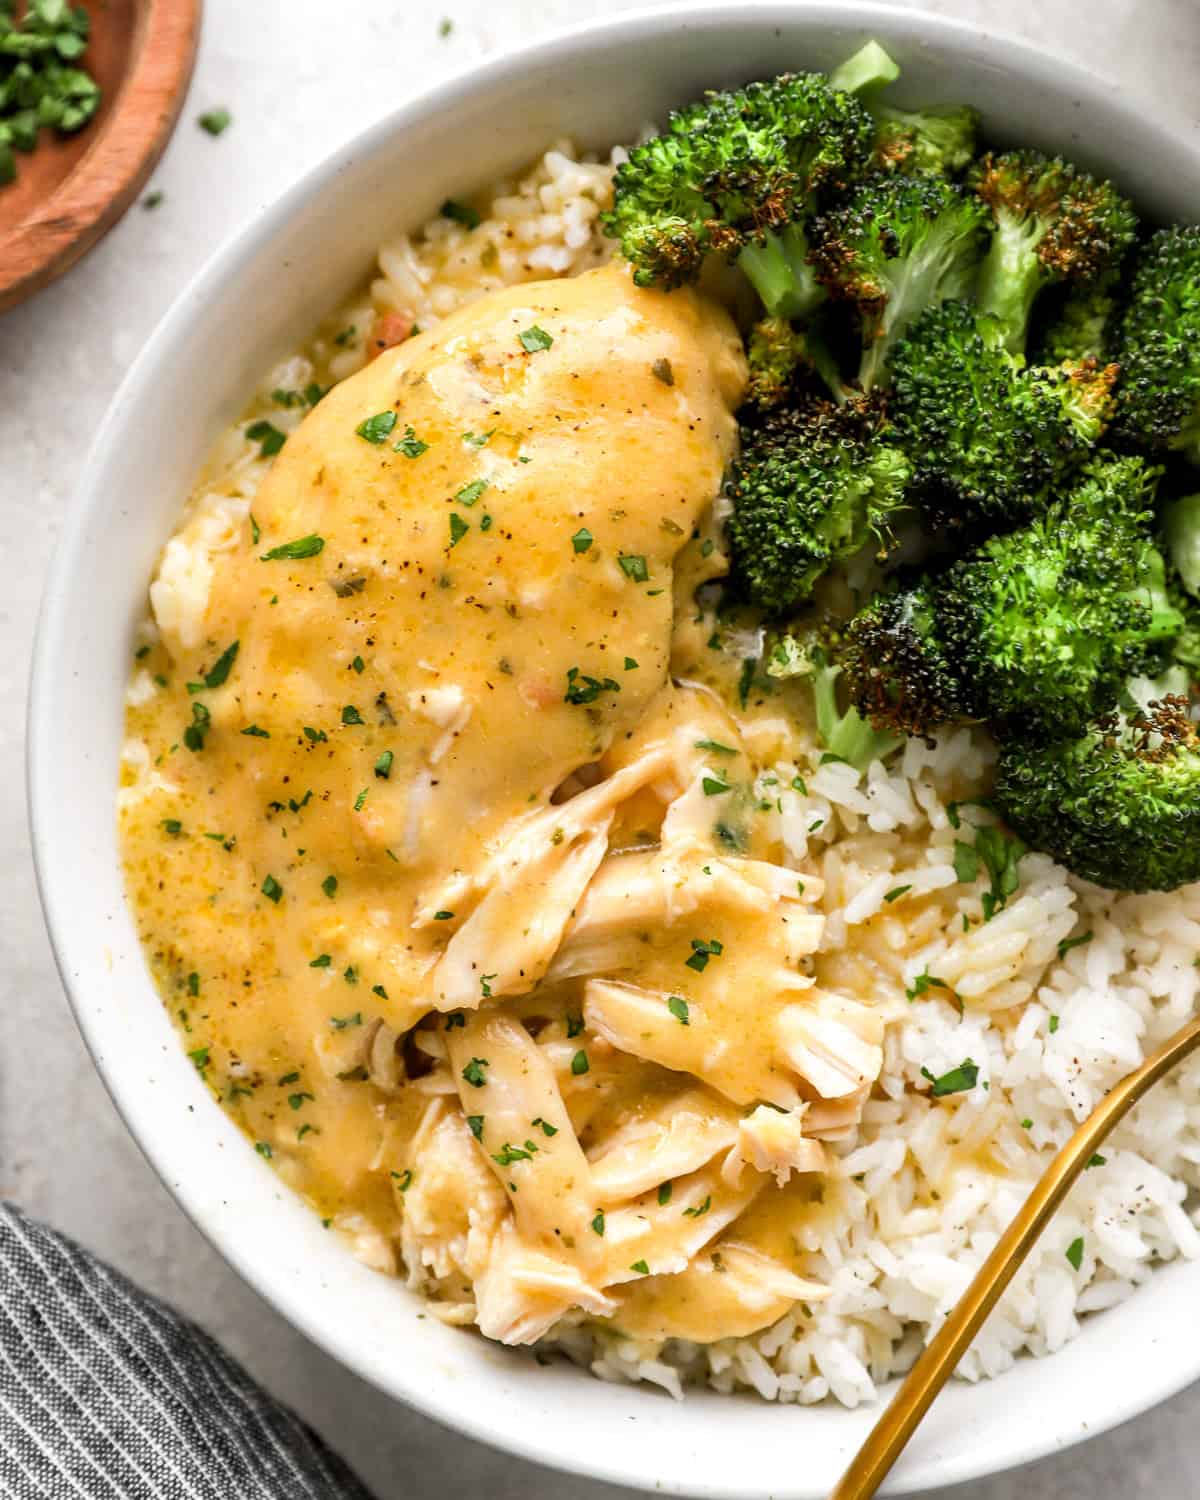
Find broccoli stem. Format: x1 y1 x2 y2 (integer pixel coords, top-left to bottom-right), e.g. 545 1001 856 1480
828 40 901 96
738 223 826 320
974 213 1047 354
813 659 902 770
1165 493 1200 598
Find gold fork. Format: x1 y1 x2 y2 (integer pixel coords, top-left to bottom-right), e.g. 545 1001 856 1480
832 1011 1200 1500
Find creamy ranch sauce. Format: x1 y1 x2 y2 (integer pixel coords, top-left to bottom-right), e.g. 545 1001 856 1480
121 263 890 1346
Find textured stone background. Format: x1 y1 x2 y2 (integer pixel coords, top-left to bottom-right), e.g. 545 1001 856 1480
2 1 1198 1495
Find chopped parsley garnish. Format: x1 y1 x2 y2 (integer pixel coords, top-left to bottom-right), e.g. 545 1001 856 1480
657 1182 672 1206
161 819 183 835
591 1210 605 1236
1065 1236 1085 1271
449 513 469 547
200 640 239 689
1049 1014 1060 1034
701 774 730 797
623 657 638 671
685 937 723 973
566 1014 584 1039
905 968 953 1003
188 1046 210 1072
353 788 368 812
343 966 358 985
374 750 394 779
303 726 328 743
518 325 553 353
261 534 325 561
618 553 649 583
492 1143 533 1165
330 1012 361 1029
455 478 488 506
142 191 164 210
356 411 398 444
441 198 480 229
261 875 283 904
467 1115 485 1141
352 656 365 674
187 972 200 997
333 325 357 347
371 984 388 1000
920 1059 979 1097
1021 1118 1033 1130
462 1057 489 1088
480 973 497 998
667 995 690 1025
392 1169 414 1192
254 1140 273 1159
884 885 912 904
695 738 737 756
395 426 428 458
245 420 286 458
570 1049 589 1076
532 1118 557 1137
1087 1153 1107 1169
322 875 338 898
241 724 269 738
463 430 494 447
198 108 232 136
288 1092 314 1111
564 667 620 705
630 1260 649 1275
651 357 674 386
737 656 757 708
953 840 979 884
1057 931 1094 961
341 705 364 725
309 954 332 968
571 528 593 554
682 1195 711 1218
433 910 454 921
183 702 211 752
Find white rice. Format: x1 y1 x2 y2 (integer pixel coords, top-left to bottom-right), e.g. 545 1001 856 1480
145 140 1200 1406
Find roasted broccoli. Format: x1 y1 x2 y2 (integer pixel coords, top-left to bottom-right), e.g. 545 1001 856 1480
845 456 1183 742
743 315 849 409
811 172 989 390
725 395 910 613
764 621 902 770
889 299 1118 526
871 102 979 177
971 150 1138 355
1113 226 1200 463
941 455 1182 738
843 580 967 738
995 674 1200 891
601 62 881 315
1038 266 1122 365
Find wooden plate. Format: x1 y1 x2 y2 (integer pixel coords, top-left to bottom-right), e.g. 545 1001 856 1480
0 0 201 313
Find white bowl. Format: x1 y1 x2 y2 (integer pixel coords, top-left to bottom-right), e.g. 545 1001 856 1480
29 5 1200 1495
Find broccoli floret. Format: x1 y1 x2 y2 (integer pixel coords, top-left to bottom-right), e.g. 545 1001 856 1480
939 455 1183 739
845 455 1183 743
871 102 979 177
1039 266 1122 365
1113 226 1200 463
811 172 989 390
725 395 910 613
971 150 1138 356
601 68 876 315
994 682 1200 891
765 623 902 770
889 300 1116 527
843 581 966 738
